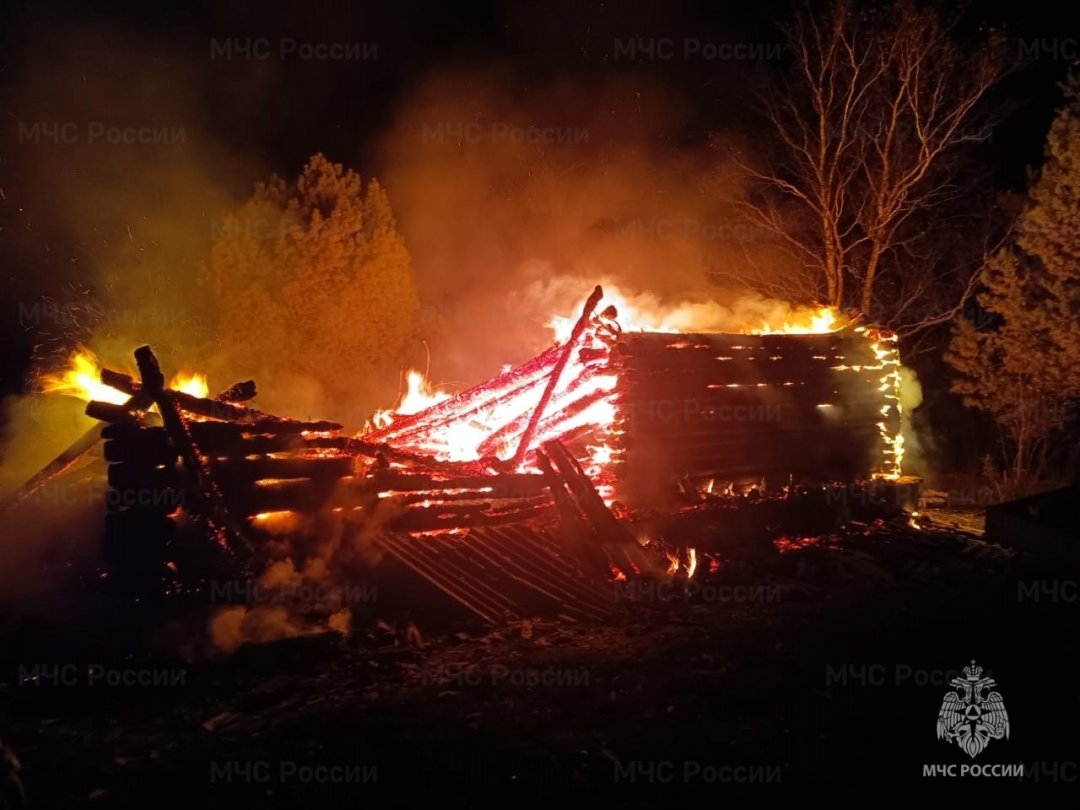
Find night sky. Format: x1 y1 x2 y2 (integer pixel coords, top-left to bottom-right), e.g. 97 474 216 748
1 0 1076 395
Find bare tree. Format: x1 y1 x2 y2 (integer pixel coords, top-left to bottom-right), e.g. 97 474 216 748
739 0 1009 325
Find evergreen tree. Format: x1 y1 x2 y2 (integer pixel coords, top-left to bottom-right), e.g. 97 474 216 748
947 76 1080 487
200 154 420 419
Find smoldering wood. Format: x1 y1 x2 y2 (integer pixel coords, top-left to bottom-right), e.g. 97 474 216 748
363 470 549 497
542 439 663 579
84 401 140 425
209 456 356 482
215 380 257 403
385 502 555 533
100 368 341 434
133 345 254 559
535 448 611 578
613 330 900 496
233 480 553 519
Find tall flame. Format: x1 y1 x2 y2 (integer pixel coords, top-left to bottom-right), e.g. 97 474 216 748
169 372 209 399
756 306 838 335
40 347 127 405
548 288 842 341
43 346 209 404
370 370 453 431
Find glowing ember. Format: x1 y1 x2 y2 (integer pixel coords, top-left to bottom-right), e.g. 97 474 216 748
41 347 127 405
774 535 825 553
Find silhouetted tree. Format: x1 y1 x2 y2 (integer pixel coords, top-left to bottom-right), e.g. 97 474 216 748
947 77 1080 489
742 0 1009 326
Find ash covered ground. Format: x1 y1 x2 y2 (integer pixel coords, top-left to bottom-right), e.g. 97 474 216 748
1 509 1076 805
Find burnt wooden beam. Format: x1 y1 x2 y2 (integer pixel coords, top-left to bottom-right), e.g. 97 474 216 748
215 380 257 403
133 345 254 560
100 368 340 433
542 439 664 579
510 285 604 468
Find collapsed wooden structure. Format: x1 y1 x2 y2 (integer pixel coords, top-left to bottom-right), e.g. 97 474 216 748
14 286 909 625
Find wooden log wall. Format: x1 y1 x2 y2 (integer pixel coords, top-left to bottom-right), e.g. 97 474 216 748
612 329 902 504
100 423 183 580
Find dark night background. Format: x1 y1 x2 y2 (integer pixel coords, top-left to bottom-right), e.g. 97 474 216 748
0 1 1077 804
1 0 1074 378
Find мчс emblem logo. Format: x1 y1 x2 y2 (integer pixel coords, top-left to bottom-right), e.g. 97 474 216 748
936 660 1010 758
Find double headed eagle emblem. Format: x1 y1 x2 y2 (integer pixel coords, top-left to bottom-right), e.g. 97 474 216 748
936 660 1010 758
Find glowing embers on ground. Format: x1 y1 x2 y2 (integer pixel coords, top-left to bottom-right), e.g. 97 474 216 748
42 345 209 403
774 535 834 553
664 546 699 577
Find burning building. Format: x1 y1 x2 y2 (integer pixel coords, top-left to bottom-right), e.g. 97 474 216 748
16 286 911 625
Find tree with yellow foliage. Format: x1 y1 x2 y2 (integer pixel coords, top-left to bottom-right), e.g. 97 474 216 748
201 154 420 420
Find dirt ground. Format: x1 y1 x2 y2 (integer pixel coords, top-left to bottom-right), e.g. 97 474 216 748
2 510 1077 806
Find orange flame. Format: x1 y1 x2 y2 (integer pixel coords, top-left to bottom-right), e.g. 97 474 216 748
756 306 838 335
370 370 454 430
40 347 127 405
44 346 210 408
169 371 209 399
548 287 843 341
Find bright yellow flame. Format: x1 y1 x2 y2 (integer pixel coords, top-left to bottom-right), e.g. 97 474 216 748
686 547 698 578
756 306 838 335
870 333 904 480
548 288 843 341
398 370 452 415
40 346 127 405
369 370 454 435
169 372 209 398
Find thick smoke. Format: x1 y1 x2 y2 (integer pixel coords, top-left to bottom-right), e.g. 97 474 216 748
0 23 261 603
376 68 803 385
1 33 807 628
